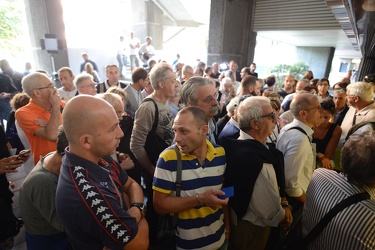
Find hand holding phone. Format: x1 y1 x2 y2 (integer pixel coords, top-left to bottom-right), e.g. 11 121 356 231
217 186 234 199
17 149 31 161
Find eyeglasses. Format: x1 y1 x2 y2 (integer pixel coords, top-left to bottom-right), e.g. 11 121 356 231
36 84 55 90
259 111 276 120
80 83 97 89
305 106 322 111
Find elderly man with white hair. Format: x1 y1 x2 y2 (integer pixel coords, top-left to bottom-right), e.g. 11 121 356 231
338 81 375 147
223 96 292 249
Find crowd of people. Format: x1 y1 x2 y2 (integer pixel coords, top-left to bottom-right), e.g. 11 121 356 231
0 54 375 250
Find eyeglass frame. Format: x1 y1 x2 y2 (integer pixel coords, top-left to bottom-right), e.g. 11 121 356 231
259 111 276 120
36 83 55 90
79 83 97 89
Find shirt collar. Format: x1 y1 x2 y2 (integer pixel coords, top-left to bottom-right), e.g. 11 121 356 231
291 119 314 136
178 139 218 162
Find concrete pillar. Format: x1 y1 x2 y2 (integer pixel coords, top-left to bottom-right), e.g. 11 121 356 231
295 47 335 79
358 57 375 81
207 0 256 68
130 0 164 50
357 12 375 81
23 0 69 74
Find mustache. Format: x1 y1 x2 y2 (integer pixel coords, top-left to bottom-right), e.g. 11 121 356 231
210 105 220 113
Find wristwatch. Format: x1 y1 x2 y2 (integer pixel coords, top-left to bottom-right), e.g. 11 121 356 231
130 203 146 217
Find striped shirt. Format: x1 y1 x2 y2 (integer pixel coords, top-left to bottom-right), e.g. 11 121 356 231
302 168 375 250
153 140 226 250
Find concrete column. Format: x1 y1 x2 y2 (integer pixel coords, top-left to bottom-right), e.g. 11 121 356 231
295 46 335 79
207 0 256 68
23 0 68 74
130 0 163 50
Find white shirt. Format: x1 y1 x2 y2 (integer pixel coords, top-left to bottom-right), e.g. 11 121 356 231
57 87 77 102
129 37 140 55
276 119 314 197
117 40 126 55
238 131 285 227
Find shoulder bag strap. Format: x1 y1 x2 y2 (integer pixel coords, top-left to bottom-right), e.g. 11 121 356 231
142 98 159 133
287 126 310 142
300 192 370 248
172 145 182 228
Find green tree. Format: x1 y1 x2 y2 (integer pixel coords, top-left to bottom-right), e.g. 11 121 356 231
269 62 309 87
0 0 23 54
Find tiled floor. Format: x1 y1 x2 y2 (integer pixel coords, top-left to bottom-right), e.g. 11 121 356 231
7 165 27 250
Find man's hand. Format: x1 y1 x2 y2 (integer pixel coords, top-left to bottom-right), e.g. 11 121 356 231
34 119 48 127
198 189 229 210
0 92 11 99
50 89 62 111
0 155 23 174
320 157 333 169
17 149 31 162
118 153 135 170
279 207 293 228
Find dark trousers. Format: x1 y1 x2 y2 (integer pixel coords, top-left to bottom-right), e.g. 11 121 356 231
143 171 158 247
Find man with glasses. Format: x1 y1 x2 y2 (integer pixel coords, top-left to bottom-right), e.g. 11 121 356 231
339 81 375 147
15 72 63 164
276 92 323 232
223 96 292 249
76 73 97 96
96 64 126 93
124 67 149 115
181 76 221 144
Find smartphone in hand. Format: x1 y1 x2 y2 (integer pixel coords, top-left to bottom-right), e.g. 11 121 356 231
218 186 234 199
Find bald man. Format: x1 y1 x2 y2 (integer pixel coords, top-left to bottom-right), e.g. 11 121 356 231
276 92 323 242
15 72 63 164
277 92 323 208
56 95 148 250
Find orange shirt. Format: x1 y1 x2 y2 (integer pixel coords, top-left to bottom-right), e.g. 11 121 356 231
15 100 63 165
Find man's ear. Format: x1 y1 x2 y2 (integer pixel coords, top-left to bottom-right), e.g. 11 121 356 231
32 89 40 98
250 119 258 130
201 124 209 135
299 110 306 118
79 134 93 149
158 81 164 89
248 86 254 93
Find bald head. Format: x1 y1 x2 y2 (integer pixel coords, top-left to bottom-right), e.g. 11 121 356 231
63 95 116 144
290 92 317 117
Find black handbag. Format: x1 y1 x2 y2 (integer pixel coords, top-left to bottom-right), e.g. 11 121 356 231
157 146 182 250
143 98 168 165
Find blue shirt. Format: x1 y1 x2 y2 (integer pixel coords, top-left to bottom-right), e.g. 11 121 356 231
56 151 137 250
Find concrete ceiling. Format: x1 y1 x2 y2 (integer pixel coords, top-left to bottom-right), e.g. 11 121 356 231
254 0 362 59
156 0 362 59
